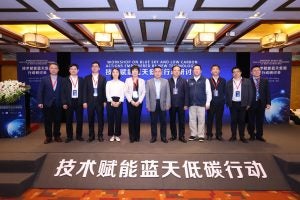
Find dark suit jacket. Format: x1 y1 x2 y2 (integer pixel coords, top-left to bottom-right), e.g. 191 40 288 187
61 76 84 106
226 78 253 107
209 77 226 105
83 74 106 104
250 77 271 106
37 75 62 107
168 76 189 107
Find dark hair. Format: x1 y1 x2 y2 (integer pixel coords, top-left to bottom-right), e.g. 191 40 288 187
69 63 79 69
251 65 261 71
48 61 59 68
130 65 140 73
91 61 100 67
193 64 202 70
111 67 121 79
211 64 220 70
231 66 241 73
172 65 181 71
153 66 162 70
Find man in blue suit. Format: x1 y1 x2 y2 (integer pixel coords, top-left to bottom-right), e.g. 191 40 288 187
38 62 63 144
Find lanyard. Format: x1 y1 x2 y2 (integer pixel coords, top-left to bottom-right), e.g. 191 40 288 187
233 79 242 90
70 76 78 88
211 77 220 90
132 78 138 90
51 77 57 89
92 75 98 88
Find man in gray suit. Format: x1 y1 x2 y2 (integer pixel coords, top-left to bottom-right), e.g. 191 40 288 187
146 66 171 143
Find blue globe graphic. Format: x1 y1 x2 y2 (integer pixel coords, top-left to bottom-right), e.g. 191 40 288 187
265 97 290 124
6 119 26 138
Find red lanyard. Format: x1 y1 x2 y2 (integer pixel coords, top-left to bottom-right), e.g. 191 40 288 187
233 79 242 90
70 76 78 88
211 77 220 90
51 77 57 89
92 75 98 87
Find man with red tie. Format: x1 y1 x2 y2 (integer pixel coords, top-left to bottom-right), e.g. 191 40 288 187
37 62 63 144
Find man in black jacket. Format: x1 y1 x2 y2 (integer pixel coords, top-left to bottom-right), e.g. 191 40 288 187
62 64 84 143
83 61 106 142
247 65 271 142
207 65 226 141
226 67 253 143
168 65 189 143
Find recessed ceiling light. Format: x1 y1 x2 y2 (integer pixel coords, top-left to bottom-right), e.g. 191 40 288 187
47 13 61 20
83 41 91 45
175 11 187 19
248 12 265 19
124 12 136 19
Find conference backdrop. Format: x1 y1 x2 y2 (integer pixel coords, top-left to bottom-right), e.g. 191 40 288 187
17 52 291 124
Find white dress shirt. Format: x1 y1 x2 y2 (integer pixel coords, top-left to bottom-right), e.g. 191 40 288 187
232 77 242 102
106 79 125 102
154 78 161 99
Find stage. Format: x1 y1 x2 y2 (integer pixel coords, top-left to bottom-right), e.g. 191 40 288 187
0 123 299 196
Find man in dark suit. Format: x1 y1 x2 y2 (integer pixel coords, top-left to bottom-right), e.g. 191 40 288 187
61 64 84 143
207 65 226 141
226 66 253 143
37 62 63 144
83 61 106 142
247 65 271 142
168 65 188 143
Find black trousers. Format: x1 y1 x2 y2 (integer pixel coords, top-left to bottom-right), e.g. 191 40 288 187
247 100 265 139
43 103 61 138
65 99 83 139
87 97 104 139
207 103 224 138
229 101 247 139
169 106 185 138
127 101 142 141
107 102 123 136
150 100 167 139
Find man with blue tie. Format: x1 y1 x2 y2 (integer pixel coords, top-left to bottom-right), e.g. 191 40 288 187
38 62 63 144
247 65 271 142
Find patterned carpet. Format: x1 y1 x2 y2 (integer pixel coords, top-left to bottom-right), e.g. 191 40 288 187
5 189 299 200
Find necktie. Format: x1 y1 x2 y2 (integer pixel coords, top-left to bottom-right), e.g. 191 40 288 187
255 78 260 101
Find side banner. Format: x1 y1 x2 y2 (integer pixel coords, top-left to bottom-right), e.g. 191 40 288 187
17 53 57 122
250 53 292 124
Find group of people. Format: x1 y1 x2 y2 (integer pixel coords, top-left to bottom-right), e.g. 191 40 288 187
37 61 271 144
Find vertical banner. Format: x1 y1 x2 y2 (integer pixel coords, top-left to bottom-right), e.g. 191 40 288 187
72 52 236 122
17 53 57 122
250 53 292 124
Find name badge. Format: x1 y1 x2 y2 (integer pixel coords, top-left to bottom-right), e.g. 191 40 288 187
93 87 98 97
72 90 78 98
132 91 139 99
235 91 240 97
173 88 178 95
213 89 218 97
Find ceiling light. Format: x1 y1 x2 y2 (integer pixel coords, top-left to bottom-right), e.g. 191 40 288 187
94 32 113 47
83 41 91 45
193 32 216 47
249 12 265 19
124 12 136 19
47 13 61 20
22 25 49 48
175 11 187 19
260 32 288 48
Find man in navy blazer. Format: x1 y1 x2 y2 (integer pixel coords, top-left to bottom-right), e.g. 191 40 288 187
247 65 271 142
83 61 106 142
61 64 84 143
226 67 253 143
37 62 63 144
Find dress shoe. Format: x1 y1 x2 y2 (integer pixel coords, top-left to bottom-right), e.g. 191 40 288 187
256 137 266 142
76 137 84 141
249 136 255 141
87 137 95 142
229 137 237 141
161 138 168 143
216 136 224 141
240 138 248 143
54 137 62 142
169 136 177 141
98 136 104 142
150 137 157 143
207 136 212 141
135 138 140 142
44 138 52 144
65 138 73 143
179 137 187 143
130 139 135 143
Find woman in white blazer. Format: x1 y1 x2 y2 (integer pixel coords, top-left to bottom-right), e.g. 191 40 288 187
124 65 146 143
